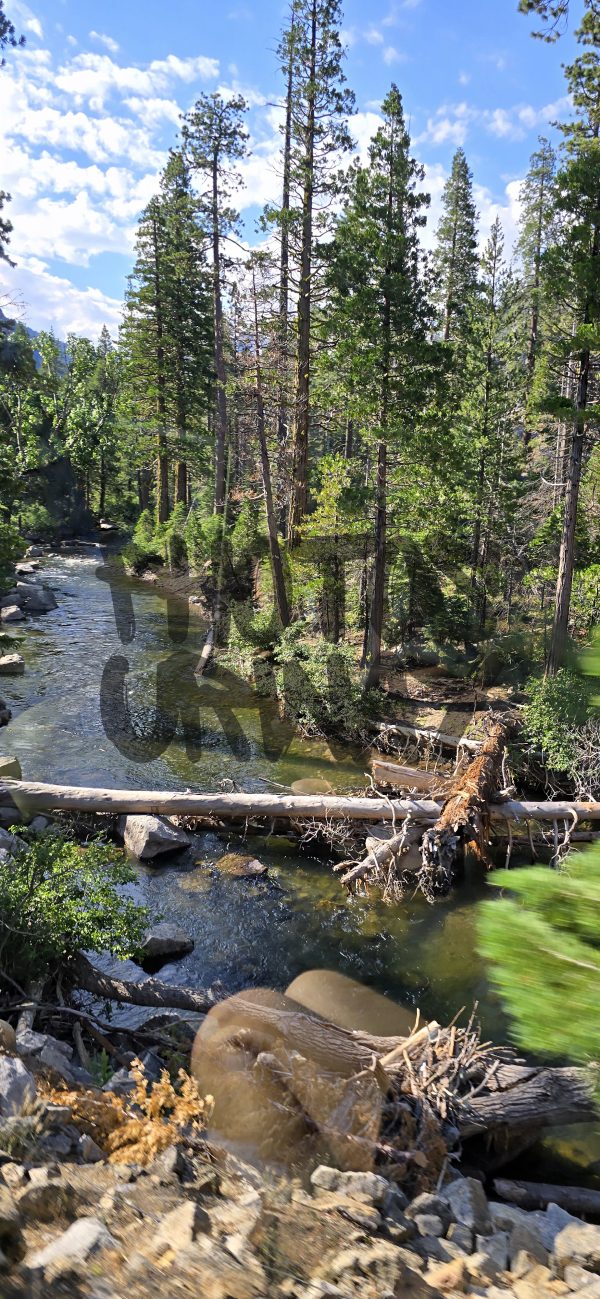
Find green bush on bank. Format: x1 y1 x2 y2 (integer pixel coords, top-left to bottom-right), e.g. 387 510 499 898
273 622 372 738
0 514 24 592
0 832 150 987
523 668 593 773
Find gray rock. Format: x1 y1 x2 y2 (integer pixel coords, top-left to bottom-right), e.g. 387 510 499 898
119 813 190 859
489 1200 532 1233
102 1067 136 1098
0 606 25 623
16 1180 77 1223
0 829 26 856
78 1134 104 1163
16 583 57 613
0 655 24 676
16 1029 74 1083
414 1214 444 1238
474 1231 509 1277
140 922 194 961
509 1220 549 1272
441 1175 491 1234
0 1056 36 1117
0 1021 17 1053
406 1193 452 1232
15 562 39 575
310 1166 391 1206
27 1216 115 1270
0 757 21 780
24 546 44 558
554 1220 600 1274
155 1199 210 1250
28 816 50 832
447 1222 474 1251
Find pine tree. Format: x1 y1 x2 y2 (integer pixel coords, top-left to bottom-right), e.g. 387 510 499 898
543 1 600 673
283 0 355 544
183 93 248 516
517 136 556 418
326 85 437 682
432 148 479 345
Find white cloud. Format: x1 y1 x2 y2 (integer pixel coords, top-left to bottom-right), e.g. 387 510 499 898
66 35 77 48
89 31 120 55
55 51 219 112
486 107 518 139
7 1 43 39
365 26 384 45
350 110 383 162
0 257 123 338
458 71 470 86
417 102 475 147
383 45 406 65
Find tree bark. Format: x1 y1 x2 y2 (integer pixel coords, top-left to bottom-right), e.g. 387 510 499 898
459 1063 597 1138
252 266 290 629
288 0 316 546
493 1178 600 1217
212 150 228 517
72 954 215 1013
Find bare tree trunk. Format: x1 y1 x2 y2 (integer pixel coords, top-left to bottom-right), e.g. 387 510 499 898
288 0 316 546
277 5 297 533
212 152 228 517
365 440 386 686
252 267 290 628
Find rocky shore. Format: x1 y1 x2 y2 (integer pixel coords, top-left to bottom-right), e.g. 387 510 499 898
0 1032 599 1299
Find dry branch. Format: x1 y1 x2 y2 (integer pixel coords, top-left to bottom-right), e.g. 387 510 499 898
494 1178 600 1216
72 954 215 1014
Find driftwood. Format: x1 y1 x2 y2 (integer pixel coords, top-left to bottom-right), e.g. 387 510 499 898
337 818 423 892
371 721 482 753
494 1178 600 1217
370 758 452 794
420 715 518 890
72 953 215 1014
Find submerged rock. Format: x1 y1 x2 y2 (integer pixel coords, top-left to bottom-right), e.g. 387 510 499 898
119 814 190 859
215 852 268 878
16 582 57 613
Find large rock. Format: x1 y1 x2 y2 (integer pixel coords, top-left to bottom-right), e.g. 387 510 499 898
554 1219 600 1274
119 813 190 859
0 654 25 675
441 1176 491 1235
25 546 45 558
26 1216 114 1271
17 1028 75 1084
310 1166 391 1207
15 562 39 575
0 1056 37 1116
155 1200 210 1251
0 828 26 856
16 582 57 613
140 922 194 961
0 605 25 623
0 756 22 779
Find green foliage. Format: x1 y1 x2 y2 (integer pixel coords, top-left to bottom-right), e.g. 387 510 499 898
0 833 150 987
479 845 600 1079
0 512 23 590
163 501 188 570
273 622 371 737
185 507 207 570
523 667 593 770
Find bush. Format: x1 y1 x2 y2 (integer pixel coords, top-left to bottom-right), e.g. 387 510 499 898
0 832 150 987
478 846 600 1081
185 507 207 570
124 509 164 573
523 669 593 773
163 502 188 571
0 514 23 592
273 624 371 738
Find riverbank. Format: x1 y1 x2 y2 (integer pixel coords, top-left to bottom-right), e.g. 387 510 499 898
1 1029 599 1298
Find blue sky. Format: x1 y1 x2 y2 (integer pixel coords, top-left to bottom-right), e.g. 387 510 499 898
0 0 583 338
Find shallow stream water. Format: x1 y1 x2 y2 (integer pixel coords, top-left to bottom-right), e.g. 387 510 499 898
2 551 598 1179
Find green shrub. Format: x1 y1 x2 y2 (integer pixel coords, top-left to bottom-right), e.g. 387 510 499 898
0 514 23 592
273 624 370 738
0 832 150 987
478 846 600 1081
164 502 188 571
185 508 207 570
523 668 593 773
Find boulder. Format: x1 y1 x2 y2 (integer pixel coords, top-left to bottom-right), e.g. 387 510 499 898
15 562 39 575
0 828 26 856
0 756 22 780
0 655 24 675
16 582 57 613
215 852 268 878
140 922 194 961
26 1216 114 1271
0 1019 17 1052
554 1220 600 1274
119 813 190 859
16 1180 77 1223
0 606 25 623
441 1176 491 1235
0 1056 37 1117
407 1193 452 1233
310 1166 391 1207
28 816 50 832
414 1214 445 1238
25 546 45 558
16 1029 74 1083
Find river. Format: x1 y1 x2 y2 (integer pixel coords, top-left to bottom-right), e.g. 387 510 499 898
2 551 598 1180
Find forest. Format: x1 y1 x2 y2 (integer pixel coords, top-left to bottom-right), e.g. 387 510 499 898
0 2 599 1294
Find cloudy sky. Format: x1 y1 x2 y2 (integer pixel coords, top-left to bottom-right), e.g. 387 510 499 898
0 0 582 340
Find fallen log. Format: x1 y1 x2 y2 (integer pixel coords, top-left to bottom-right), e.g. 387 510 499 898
371 721 482 753
421 715 518 891
459 1063 597 1138
338 819 423 889
494 1178 600 1217
72 953 215 1014
0 778 441 823
370 758 452 794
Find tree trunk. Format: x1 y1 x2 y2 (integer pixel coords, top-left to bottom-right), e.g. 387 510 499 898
493 1178 600 1217
546 361 588 674
175 459 188 506
252 267 290 628
72 954 214 1014
212 152 228 517
151 214 170 525
365 440 387 687
288 0 316 546
277 6 296 534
